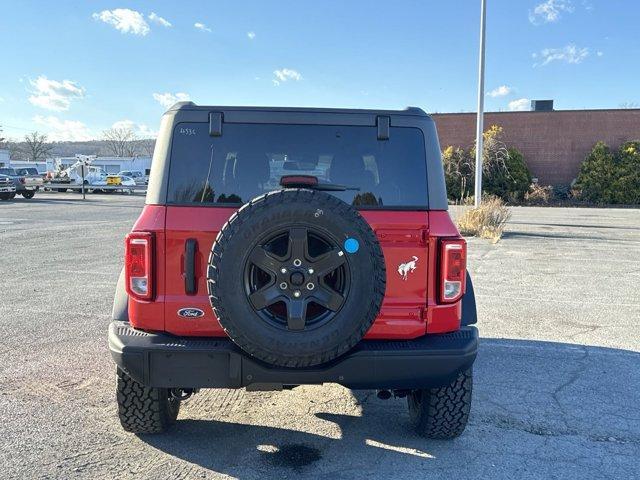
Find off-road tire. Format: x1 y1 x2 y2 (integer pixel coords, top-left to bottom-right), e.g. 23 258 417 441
21 191 35 199
208 188 386 368
407 369 472 439
116 367 180 434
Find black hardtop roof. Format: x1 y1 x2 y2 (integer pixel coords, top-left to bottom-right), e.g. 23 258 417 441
148 102 447 210
167 101 428 117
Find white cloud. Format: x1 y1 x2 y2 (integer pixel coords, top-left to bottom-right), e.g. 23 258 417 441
152 92 191 109
529 0 574 25
487 85 512 98
273 68 302 86
92 9 150 36
28 76 85 111
247 31 256 40
111 119 157 138
33 115 93 141
534 44 589 66
148 12 171 28
508 98 530 111
194 22 212 33
597 50 604 57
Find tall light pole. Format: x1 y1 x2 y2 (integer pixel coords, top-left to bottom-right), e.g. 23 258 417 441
474 0 487 208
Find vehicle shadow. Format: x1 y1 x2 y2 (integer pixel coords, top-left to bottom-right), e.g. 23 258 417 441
139 338 640 479
501 230 612 241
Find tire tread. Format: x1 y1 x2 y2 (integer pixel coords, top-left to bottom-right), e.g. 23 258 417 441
408 369 473 439
116 368 179 434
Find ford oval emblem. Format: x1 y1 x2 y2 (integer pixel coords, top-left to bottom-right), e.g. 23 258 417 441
178 308 205 318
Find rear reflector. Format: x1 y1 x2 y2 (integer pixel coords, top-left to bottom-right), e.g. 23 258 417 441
439 239 467 303
125 232 154 300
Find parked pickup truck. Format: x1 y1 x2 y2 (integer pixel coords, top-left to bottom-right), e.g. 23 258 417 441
0 167 43 199
0 174 17 200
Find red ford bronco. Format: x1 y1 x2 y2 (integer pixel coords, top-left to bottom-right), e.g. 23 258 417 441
109 103 478 438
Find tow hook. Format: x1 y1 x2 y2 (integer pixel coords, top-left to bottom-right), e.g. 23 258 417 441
170 388 197 401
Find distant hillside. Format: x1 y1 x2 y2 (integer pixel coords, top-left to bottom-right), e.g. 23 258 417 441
6 139 155 159
49 140 119 157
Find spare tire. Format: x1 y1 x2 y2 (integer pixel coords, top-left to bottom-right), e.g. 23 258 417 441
207 189 386 367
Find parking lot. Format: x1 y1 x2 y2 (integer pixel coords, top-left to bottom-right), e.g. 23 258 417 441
1 193 638 479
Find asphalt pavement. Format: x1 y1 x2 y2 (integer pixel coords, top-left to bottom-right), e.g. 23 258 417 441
0 192 638 479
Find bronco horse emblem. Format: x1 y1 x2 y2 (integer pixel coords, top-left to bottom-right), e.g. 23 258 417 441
398 256 418 281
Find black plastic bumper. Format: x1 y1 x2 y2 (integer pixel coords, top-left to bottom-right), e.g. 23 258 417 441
109 321 478 390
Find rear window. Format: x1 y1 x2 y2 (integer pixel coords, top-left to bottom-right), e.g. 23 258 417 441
167 123 428 208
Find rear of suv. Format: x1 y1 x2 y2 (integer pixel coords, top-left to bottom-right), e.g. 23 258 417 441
109 103 478 438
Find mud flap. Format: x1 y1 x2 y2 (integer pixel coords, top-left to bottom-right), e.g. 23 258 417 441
461 270 477 326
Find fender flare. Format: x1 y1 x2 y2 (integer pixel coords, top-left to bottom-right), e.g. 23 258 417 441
112 268 129 322
461 270 477 326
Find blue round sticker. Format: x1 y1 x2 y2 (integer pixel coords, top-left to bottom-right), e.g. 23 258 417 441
344 238 359 254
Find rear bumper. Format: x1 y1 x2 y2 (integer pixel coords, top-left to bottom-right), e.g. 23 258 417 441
108 321 478 390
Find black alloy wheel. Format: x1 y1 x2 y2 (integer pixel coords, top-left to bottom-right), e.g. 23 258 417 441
244 226 350 332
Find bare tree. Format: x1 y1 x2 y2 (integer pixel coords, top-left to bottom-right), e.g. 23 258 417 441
137 138 156 157
102 128 138 157
0 125 5 146
6 142 24 160
23 131 53 162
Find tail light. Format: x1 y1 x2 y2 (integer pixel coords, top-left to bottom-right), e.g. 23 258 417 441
439 238 467 303
125 232 154 301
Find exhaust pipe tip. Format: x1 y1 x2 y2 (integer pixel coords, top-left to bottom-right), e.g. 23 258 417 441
376 389 392 400
170 388 196 401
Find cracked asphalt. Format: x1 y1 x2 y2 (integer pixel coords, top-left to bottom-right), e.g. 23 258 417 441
1 193 639 479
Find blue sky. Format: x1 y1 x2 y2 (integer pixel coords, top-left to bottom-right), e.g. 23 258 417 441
0 0 638 141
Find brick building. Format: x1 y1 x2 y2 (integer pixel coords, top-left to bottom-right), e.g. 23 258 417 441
431 108 640 185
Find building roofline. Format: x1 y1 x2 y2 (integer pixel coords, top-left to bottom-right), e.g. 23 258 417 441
431 107 640 116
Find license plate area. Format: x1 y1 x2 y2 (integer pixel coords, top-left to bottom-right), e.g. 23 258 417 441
149 351 239 388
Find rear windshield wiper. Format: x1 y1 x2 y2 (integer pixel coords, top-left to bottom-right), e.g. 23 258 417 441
279 175 360 191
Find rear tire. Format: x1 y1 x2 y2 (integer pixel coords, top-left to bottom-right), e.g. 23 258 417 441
116 367 180 434
407 369 472 439
22 191 35 199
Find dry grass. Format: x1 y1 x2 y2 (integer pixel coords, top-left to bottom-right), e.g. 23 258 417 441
524 183 553 204
456 196 512 242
